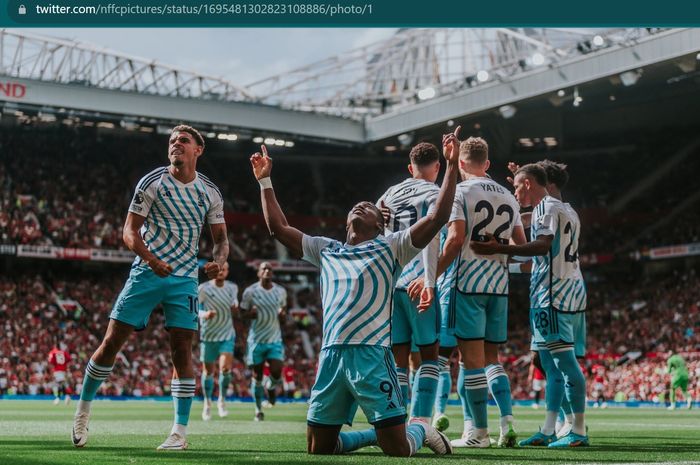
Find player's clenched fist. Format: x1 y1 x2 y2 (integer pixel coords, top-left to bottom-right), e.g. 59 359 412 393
250 144 273 179
147 258 173 277
203 261 220 279
442 125 461 163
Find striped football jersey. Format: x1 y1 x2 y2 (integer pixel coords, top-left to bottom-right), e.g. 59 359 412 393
128 167 225 278
198 280 238 342
377 178 439 289
302 229 420 348
530 196 587 312
450 177 522 295
240 282 287 344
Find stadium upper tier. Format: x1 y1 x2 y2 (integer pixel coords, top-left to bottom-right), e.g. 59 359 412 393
2 28 699 143
1 125 698 257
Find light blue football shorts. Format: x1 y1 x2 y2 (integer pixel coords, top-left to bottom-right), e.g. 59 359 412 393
531 307 586 356
454 292 508 344
200 337 235 363
392 289 440 347
110 266 199 331
307 345 406 428
246 341 285 366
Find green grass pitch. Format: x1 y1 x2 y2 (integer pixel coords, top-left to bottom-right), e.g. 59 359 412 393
1 400 698 465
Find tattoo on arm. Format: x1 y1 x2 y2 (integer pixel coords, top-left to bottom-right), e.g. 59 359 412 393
211 224 229 266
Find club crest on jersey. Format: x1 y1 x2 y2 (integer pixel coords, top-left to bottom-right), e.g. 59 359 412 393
196 190 207 207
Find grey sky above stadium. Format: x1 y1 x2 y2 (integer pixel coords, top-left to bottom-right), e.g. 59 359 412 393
17 28 397 85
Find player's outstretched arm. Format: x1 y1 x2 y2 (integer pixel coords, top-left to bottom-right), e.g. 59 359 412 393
408 127 461 249
123 212 172 277
251 145 304 257
437 220 465 277
470 233 553 256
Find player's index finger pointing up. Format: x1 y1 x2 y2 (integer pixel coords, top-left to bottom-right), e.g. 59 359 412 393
261 145 269 158
453 125 461 139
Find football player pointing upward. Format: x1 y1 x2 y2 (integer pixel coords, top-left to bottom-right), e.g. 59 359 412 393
250 128 460 457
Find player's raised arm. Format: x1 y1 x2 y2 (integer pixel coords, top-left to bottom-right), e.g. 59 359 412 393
470 232 552 257
408 127 461 250
251 145 304 257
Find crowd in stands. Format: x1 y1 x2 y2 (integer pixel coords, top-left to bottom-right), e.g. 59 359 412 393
0 270 323 399
1 265 697 404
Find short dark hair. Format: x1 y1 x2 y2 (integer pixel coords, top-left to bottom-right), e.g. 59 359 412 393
538 159 569 190
172 124 205 149
515 163 547 187
459 137 489 164
409 142 440 166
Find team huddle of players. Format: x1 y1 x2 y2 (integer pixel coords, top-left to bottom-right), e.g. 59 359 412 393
371 133 590 451
66 123 597 453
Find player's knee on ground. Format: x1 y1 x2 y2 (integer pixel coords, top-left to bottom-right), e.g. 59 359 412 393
377 435 411 456
306 427 340 455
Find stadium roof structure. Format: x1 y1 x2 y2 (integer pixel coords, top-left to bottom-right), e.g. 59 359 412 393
0 28 255 101
247 27 637 118
1 28 699 144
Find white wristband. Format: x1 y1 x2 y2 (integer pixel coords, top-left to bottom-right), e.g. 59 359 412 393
258 177 272 190
508 263 522 274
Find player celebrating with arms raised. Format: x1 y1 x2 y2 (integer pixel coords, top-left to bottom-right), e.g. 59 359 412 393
250 126 460 457
71 125 229 451
376 142 441 423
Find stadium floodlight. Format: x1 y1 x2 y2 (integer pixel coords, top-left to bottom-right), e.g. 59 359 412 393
217 133 238 141
476 70 490 82
253 137 264 143
518 138 533 147
531 52 545 66
619 69 642 87
592 35 605 47
498 105 517 119
573 86 582 107
557 89 566 97
274 139 285 146
264 138 276 145
447 120 454 127
156 125 171 135
397 133 414 146
417 86 436 101
544 137 558 147
205 132 216 139
284 141 295 148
